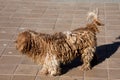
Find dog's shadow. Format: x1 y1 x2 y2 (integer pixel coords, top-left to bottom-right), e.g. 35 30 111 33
61 36 120 75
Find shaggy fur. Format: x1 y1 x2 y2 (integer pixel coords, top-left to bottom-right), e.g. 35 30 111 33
15 10 103 76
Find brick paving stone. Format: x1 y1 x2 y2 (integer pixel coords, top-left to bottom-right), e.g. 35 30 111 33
106 30 120 37
18 26 37 33
0 56 22 65
0 33 14 40
59 76 77 80
36 29 54 34
54 23 71 32
0 48 4 56
85 78 107 80
14 64 39 76
7 41 16 48
0 22 21 28
0 27 18 34
2 47 21 56
36 75 59 80
85 68 108 79
106 25 120 30
0 40 11 48
21 56 36 65
0 0 120 80
108 58 120 69
0 64 17 74
109 69 120 80
0 75 12 80
12 75 35 80
63 68 84 78
110 52 120 59
93 60 107 69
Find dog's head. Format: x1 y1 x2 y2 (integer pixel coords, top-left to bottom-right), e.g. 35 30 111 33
15 31 31 53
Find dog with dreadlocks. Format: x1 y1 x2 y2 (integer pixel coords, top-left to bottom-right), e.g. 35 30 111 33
15 9 103 76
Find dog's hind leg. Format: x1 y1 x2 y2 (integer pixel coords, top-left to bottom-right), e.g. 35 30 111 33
80 47 95 71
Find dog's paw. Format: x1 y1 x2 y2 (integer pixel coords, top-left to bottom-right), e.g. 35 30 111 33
79 65 91 71
39 69 48 75
50 71 61 76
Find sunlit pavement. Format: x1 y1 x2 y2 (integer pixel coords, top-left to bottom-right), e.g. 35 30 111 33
0 0 120 80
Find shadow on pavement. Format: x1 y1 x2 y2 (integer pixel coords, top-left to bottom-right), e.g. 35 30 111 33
61 36 120 75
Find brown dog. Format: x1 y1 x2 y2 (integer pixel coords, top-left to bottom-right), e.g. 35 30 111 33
15 10 103 76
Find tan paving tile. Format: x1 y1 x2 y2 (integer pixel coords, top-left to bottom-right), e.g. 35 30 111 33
14 64 39 76
0 33 14 40
0 41 11 48
24 18 57 24
45 9 60 14
0 22 21 28
56 18 73 24
7 41 16 48
106 14 120 20
59 14 73 18
0 27 18 34
25 13 43 19
91 3 104 8
0 75 12 80
18 26 36 32
0 0 120 80
31 8 47 14
105 3 119 11
0 64 17 74
106 30 120 37
63 68 84 78
109 58 120 69
9 17 24 23
54 23 71 32
35 23 54 30
2 47 21 56
106 37 120 44
0 47 5 54
0 56 22 64
106 21 120 25
41 14 59 19
97 36 106 45
85 68 108 78
109 69 120 79
85 78 107 80
106 25 120 30
75 3 90 10
21 56 36 65
0 16 10 23
59 76 74 80
59 76 83 80
73 12 87 18
93 60 107 69
36 29 54 34
12 75 35 80
12 13 30 18
36 75 59 80
110 52 120 59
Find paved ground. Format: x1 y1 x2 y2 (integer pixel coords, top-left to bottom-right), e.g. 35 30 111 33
0 0 120 80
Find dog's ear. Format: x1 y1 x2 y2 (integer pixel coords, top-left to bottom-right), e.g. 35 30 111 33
16 31 31 53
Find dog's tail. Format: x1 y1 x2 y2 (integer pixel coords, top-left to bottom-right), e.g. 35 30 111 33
86 9 103 33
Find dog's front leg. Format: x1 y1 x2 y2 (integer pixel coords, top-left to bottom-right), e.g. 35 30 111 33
47 59 61 76
40 64 48 75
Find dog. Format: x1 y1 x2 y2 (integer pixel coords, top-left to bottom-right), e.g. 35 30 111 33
15 10 103 76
